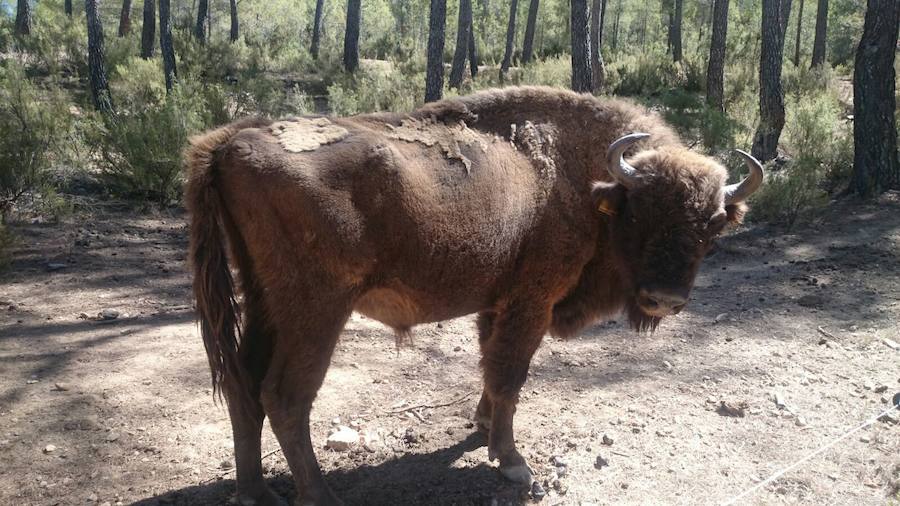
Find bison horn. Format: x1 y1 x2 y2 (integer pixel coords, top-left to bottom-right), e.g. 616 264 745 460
725 150 765 205
606 133 650 188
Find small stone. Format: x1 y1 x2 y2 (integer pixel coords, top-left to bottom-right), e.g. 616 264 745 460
714 313 729 323
47 263 67 271
773 392 786 409
565 439 577 449
556 465 568 477
859 435 871 443
594 455 609 470
26 379 38 384
53 382 69 391
550 455 567 467
44 444 57 453
530 481 546 500
795 417 807 427
219 459 233 470
99 309 119 321
325 426 359 451
882 338 900 351
601 434 614 446
453 346 461 352
105 432 119 442
873 384 888 393
663 360 673 371
87 492 99 502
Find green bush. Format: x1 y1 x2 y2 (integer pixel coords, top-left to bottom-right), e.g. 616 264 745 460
0 62 78 219
749 93 849 225
328 61 424 115
94 83 211 204
17 2 88 78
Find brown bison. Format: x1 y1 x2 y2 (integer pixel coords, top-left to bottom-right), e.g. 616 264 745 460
185 86 762 505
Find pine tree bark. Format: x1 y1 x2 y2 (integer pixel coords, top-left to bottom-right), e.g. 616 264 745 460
159 0 177 92
571 0 592 92
612 0 621 50
852 0 900 196
310 0 325 59
195 0 208 44
65 0 73 17
449 0 472 89
500 0 519 81
15 0 31 36
810 0 828 67
118 0 133 36
590 0 607 90
521 0 539 64
793 0 804 66
86 0 113 113
468 19 478 77
706 0 729 112
425 0 446 102
141 0 156 58
229 0 238 42
672 0 683 62
752 0 792 162
343 0 362 72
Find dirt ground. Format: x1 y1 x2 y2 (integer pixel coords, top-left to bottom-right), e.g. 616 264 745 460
1 193 899 506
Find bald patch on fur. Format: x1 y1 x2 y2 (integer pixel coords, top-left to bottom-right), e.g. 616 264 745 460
386 116 488 174
270 117 349 152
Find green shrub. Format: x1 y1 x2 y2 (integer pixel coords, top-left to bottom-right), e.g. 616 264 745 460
94 84 211 204
327 61 424 115
519 56 572 89
749 93 849 225
17 2 88 77
0 62 77 219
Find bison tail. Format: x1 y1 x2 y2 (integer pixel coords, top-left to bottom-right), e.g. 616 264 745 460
184 124 249 405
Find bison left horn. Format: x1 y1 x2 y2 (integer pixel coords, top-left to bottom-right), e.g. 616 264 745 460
606 132 650 189
725 150 765 205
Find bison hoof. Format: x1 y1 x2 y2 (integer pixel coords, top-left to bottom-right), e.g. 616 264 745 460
499 462 535 485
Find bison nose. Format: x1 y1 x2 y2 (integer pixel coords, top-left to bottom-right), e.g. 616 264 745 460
638 287 689 316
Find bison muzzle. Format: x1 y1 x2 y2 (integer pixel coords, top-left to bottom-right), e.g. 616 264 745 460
184 86 763 505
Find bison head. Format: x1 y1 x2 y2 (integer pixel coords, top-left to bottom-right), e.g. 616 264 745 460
592 133 764 332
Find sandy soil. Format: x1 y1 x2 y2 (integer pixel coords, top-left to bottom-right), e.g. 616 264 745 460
1 194 899 506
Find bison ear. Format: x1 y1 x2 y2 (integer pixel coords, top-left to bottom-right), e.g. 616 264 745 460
725 202 748 225
591 181 626 217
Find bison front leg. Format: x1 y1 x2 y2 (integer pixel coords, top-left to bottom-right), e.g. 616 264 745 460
478 302 550 486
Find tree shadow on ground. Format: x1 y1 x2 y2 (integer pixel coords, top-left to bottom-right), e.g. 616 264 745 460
133 432 527 506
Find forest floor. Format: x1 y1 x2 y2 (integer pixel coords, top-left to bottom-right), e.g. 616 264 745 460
1 193 899 506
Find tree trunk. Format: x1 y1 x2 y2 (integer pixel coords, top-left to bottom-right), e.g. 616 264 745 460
425 0 446 102
468 18 478 77
65 0 73 17
793 0 803 66
500 0 519 81
343 0 362 72
590 0 607 90
15 0 31 36
159 0 177 92
779 0 792 40
449 0 472 88
706 0 729 112
752 0 792 162
229 0 238 42
195 0 208 44
86 0 113 113
672 0 683 62
810 0 828 67
521 0 539 64
852 0 900 196
141 0 156 58
310 0 325 59
571 0 592 92
612 0 621 50
118 0 133 36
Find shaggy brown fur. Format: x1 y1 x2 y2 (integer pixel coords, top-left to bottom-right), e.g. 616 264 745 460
185 86 751 505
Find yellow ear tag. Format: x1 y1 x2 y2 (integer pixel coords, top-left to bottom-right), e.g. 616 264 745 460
597 199 617 216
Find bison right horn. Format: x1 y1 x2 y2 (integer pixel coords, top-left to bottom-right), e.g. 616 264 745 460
606 133 650 189
725 150 765 205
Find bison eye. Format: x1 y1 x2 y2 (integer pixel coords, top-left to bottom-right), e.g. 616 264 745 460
707 212 727 236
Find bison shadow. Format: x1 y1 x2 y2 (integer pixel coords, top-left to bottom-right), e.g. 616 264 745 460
133 432 530 506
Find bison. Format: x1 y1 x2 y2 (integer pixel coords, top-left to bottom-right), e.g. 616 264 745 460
185 86 763 505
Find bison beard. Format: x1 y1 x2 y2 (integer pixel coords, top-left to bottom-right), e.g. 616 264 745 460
185 86 762 505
